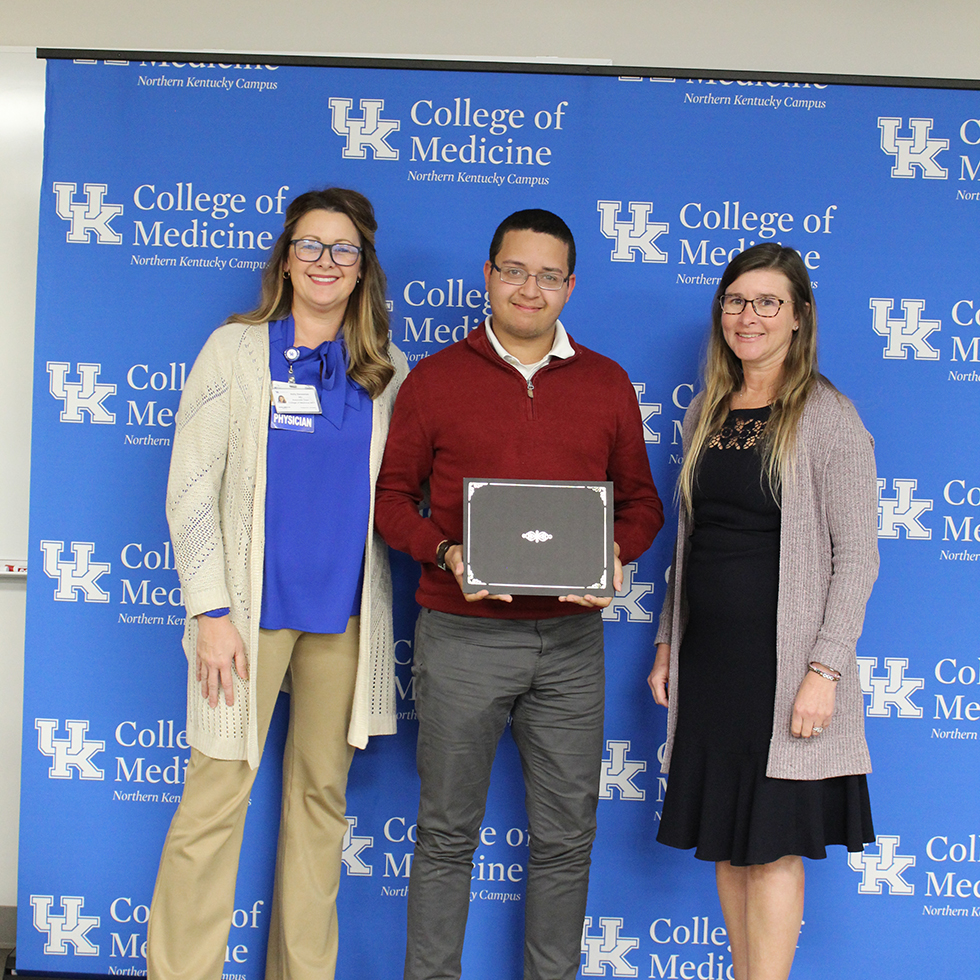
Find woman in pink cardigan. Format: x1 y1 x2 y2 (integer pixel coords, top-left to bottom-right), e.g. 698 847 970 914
649 244 879 980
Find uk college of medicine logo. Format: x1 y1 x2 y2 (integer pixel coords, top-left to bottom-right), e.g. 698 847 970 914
597 201 670 263
601 563 655 623
47 362 117 424
857 657 925 719
598 740 647 801
848 835 916 895
342 816 374 876
632 382 662 444
40 540 112 602
35 719 106 780
581 917 640 977
53 182 124 243
31 895 100 956
877 478 934 540
878 117 949 179
870 298 941 361
329 98 400 160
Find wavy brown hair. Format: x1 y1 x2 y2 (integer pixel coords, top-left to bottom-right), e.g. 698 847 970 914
231 187 394 398
679 243 822 513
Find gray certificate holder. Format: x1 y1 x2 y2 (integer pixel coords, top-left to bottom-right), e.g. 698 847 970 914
462 478 615 597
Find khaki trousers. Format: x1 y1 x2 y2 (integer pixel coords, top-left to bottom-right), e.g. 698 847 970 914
147 619 359 980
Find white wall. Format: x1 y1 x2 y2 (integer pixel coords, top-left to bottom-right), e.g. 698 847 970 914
4 0 980 79
0 0 977 911
0 44 44 913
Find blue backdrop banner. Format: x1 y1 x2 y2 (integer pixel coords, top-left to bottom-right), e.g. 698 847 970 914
19 55 980 980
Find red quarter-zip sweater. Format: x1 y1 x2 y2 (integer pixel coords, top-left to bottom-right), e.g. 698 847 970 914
375 323 664 619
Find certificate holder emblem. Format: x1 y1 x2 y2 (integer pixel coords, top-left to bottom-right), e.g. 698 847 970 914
462 478 614 596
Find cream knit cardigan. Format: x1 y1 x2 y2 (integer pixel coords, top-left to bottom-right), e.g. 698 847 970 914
166 321 408 767
657 381 879 780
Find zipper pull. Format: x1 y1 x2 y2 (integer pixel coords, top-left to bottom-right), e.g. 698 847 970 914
527 380 534 399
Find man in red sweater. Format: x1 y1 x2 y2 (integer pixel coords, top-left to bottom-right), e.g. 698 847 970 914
375 209 663 980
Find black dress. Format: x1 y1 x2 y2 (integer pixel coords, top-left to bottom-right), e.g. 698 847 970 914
657 407 874 867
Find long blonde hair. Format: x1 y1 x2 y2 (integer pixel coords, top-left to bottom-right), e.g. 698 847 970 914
678 244 820 513
230 187 394 399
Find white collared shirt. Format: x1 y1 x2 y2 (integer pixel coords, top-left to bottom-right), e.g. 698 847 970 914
484 316 575 383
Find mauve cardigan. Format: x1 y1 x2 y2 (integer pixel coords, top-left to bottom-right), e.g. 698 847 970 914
656 380 879 780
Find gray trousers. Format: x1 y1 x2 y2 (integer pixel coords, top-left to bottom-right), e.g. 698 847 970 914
405 608 605 980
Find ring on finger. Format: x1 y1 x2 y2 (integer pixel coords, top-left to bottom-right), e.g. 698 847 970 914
812 726 824 734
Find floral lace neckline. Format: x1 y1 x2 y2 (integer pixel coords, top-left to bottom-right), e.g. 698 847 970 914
706 406 771 450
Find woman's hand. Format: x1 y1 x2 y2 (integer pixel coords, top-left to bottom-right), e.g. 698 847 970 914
791 664 837 738
195 614 248 708
648 642 671 707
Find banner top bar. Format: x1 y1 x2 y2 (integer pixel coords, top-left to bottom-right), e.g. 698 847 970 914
35 47 980 91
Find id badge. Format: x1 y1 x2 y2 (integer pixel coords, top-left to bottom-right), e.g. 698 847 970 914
272 380 321 414
271 411 315 434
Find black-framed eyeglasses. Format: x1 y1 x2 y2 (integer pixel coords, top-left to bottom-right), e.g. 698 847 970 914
290 239 362 265
491 262 569 291
719 294 786 317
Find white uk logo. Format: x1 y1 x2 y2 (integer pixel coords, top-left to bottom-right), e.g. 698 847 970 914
878 117 949 179
848 835 916 895
602 563 655 623
877 478 933 540
30 895 100 955
597 201 669 263
857 657 925 719
47 362 117 424
581 916 640 977
40 540 112 602
598 740 646 801
632 383 662 444
53 182 124 243
36 719 105 779
342 815 374 875
869 298 941 360
329 98 400 160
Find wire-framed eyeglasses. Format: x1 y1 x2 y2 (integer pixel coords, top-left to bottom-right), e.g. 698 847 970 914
492 262 569 291
719 294 787 317
290 239 362 265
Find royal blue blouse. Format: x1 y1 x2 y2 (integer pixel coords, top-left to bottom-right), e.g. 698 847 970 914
256 315 372 633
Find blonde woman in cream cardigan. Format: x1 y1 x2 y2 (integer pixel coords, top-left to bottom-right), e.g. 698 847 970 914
147 188 407 980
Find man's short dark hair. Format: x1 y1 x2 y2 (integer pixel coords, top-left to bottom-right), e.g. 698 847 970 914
488 209 576 275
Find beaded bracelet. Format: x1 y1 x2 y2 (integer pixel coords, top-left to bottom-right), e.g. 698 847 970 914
808 663 840 682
